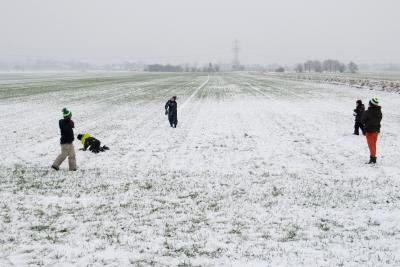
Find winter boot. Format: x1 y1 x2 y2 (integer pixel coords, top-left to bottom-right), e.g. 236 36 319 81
51 165 59 171
102 145 110 150
368 156 377 164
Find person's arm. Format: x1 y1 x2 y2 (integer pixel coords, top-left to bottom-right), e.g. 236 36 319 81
165 101 169 114
59 120 65 130
361 111 368 125
83 139 90 151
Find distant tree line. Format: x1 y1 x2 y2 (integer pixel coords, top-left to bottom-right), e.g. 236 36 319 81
294 60 359 73
147 64 183 72
146 63 220 72
0 60 94 71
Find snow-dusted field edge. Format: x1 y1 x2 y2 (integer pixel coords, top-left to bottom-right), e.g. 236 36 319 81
263 72 400 94
0 72 399 266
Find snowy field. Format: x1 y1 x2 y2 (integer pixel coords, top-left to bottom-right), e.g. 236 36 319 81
0 72 400 266
268 72 400 93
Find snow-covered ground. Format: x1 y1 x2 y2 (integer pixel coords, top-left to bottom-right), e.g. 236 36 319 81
0 72 399 266
266 72 400 93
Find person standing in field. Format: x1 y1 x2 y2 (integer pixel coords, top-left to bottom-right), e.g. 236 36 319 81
52 108 77 171
361 97 382 164
353 99 365 135
165 96 178 128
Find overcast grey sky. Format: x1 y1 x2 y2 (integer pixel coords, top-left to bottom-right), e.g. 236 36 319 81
1 0 399 65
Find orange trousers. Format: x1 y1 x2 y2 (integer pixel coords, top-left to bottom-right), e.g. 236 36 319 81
365 132 379 157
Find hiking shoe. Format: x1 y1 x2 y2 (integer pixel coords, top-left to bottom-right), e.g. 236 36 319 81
368 157 377 164
51 165 59 171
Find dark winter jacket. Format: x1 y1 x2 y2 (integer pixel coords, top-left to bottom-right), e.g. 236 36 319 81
59 118 74 144
165 100 177 116
361 106 382 133
354 104 365 122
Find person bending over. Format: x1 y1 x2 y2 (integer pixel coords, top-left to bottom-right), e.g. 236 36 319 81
77 133 109 153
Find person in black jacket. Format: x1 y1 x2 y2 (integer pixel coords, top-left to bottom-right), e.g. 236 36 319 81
52 108 77 171
77 133 109 153
361 97 382 164
353 99 365 135
165 96 178 128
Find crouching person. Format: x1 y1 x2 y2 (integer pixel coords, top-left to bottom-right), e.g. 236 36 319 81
77 133 109 153
52 108 77 171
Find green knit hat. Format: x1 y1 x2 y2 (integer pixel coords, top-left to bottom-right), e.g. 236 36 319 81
370 97 379 106
62 108 72 118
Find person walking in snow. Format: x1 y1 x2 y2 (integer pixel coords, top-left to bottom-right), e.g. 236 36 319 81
165 96 178 128
77 133 109 153
361 97 382 164
353 99 365 135
52 108 77 171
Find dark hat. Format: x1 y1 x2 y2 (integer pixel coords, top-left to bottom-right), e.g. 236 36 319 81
356 100 362 105
77 134 83 140
62 108 72 118
369 97 379 106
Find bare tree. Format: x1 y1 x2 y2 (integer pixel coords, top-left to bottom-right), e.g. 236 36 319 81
323 59 340 73
338 63 346 73
313 60 322 72
347 61 359 73
304 60 313 72
294 63 304 73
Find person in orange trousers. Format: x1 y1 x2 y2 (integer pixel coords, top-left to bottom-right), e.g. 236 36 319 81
361 97 382 164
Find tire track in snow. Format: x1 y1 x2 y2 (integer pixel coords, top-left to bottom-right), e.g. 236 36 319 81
140 75 210 170
166 75 216 170
113 75 209 170
231 77 345 172
243 78 377 181
134 75 210 150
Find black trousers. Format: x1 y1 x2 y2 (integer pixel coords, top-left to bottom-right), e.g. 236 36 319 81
168 113 178 127
354 121 365 135
89 140 102 153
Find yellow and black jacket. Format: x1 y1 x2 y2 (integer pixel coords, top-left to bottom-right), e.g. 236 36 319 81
81 133 101 151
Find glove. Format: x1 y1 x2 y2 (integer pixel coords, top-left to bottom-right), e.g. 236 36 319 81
165 110 168 115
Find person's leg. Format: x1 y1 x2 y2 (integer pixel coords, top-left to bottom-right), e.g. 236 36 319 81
360 123 365 135
372 133 378 158
53 144 69 169
92 140 101 152
366 133 375 157
354 121 359 135
366 132 378 163
68 144 77 170
168 114 173 127
172 113 178 128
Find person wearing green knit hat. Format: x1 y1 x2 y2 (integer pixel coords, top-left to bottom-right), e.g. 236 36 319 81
361 97 382 164
52 108 77 171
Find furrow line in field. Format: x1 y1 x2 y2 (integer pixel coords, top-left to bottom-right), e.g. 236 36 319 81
243 80 347 172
